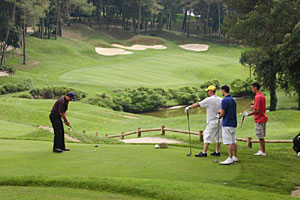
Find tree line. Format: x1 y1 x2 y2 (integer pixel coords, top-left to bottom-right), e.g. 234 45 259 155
0 0 227 68
223 0 300 110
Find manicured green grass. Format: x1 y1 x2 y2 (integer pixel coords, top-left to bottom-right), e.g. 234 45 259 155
1 23 300 199
0 186 153 200
0 139 299 199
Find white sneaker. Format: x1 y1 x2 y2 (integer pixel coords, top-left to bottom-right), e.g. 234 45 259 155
232 156 238 162
220 157 233 165
254 150 266 156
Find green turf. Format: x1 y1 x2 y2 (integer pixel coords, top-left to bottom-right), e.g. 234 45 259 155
1 23 300 199
0 186 154 200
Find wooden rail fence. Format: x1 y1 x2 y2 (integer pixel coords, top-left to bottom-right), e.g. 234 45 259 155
105 125 293 148
105 125 204 143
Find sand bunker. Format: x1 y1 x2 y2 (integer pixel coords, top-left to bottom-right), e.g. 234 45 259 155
0 71 9 77
179 44 209 52
112 44 167 50
95 47 133 56
120 137 183 144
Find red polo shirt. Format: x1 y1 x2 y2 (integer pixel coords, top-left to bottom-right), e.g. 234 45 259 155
253 91 268 123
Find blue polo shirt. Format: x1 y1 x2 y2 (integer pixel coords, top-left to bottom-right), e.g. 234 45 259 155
221 95 237 127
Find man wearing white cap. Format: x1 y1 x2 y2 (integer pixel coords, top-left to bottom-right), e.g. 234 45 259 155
185 85 222 157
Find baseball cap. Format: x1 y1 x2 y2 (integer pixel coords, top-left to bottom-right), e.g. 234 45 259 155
66 92 77 101
205 85 216 92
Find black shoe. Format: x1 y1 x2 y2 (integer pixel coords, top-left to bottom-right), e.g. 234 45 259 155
53 148 63 153
195 152 207 157
62 148 70 151
210 152 221 156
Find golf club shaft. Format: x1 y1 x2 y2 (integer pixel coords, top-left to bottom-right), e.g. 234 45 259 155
70 126 93 144
187 111 192 155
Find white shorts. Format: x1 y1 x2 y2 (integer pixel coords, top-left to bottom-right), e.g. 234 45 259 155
204 122 222 144
222 127 237 144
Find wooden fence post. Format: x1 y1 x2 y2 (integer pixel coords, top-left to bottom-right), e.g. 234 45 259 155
247 137 252 148
161 125 165 135
199 130 203 143
121 132 124 140
137 128 141 137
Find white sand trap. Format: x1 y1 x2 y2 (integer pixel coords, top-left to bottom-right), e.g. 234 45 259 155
112 44 167 50
0 71 9 77
120 137 183 144
179 44 209 52
95 47 133 56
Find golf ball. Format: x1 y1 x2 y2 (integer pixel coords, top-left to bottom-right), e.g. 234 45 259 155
155 144 159 149
94 149 97 152
298 152 300 157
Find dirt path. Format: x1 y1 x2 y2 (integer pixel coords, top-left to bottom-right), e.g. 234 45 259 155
0 72 9 77
291 187 300 198
120 137 183 144
39 126 81 142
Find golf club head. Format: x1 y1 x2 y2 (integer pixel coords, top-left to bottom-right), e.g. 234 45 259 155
186 153 192 157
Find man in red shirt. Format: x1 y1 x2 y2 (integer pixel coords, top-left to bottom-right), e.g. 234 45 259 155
244 82 268 156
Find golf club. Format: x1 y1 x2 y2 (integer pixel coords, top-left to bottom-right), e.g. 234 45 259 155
69 126 99 151
213 117 220 163
186 110 192 157
236 112 247 135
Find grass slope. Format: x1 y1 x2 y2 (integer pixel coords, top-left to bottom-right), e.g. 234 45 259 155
0 24 300 199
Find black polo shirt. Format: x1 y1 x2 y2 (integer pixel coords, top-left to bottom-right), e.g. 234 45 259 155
51 96 69 115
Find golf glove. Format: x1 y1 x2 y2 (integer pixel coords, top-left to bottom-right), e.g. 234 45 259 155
185 106 190 112
216 114 220 119
243 111 249 117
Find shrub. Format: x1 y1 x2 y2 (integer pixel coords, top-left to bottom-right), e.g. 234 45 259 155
230 78 254 97
1 65 16 74
0 79 32 95
90 87 167 113
15 93 33 99
200 80 220 90
30 86 86 100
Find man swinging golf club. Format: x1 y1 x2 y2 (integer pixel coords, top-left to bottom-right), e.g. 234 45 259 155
185 85 222 157
49 92 76 153
218 85 238 165
243 82 268 156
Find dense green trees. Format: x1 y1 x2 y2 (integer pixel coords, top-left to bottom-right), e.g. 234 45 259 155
224 0 300 110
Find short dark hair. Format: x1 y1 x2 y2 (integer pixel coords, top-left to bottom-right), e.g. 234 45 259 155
221 85 230 93
251 82 261 90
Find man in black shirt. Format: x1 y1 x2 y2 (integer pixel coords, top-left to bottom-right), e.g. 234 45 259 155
50 92 76 153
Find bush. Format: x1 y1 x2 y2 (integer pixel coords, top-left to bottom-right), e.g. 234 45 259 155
0 79 32 95
175 87 206 105
230 78 254 97
15 93 33 99
30 86 86 100
1 65 16 74
200 80 220 90
91 86 208 113
90 88 167 113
